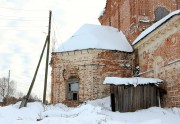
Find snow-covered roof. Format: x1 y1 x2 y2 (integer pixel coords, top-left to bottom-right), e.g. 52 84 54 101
56 24 133 52
103 77 163 87
132 10 180 45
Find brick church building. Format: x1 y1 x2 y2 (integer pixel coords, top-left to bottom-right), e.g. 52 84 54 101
51 0 180 108
99 0 180 107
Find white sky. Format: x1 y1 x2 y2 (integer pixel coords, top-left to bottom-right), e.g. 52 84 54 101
0 0 106 100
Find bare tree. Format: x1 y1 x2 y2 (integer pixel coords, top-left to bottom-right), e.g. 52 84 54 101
0 77 16 97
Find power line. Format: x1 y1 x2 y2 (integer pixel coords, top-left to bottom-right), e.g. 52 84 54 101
51 27 56 52
52 17 65 51
0 29 47 32
0 14 48 19
0 26 47 28
51 24 62 51
0 6 48 11
0 17 48 21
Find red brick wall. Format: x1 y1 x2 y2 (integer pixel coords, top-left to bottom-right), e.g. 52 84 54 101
99 0 179 43
134 15 180 107
51 50 132 106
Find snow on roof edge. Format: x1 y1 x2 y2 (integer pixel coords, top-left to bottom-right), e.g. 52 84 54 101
103 77 163 87
53 48 134 53
132 10 180 45
55 24 133 53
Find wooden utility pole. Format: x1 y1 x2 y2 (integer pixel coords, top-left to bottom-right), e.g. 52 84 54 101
2 78 5 97
43 10 52 104
19 36 48 108
6 70 10 104
19 10 52 108
7 70 10 97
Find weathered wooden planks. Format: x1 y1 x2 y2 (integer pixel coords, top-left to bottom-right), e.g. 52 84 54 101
110 84 160 112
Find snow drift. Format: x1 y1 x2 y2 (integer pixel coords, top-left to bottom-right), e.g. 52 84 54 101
0 97 180 124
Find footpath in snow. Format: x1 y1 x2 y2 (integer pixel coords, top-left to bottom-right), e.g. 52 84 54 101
0 97 180 124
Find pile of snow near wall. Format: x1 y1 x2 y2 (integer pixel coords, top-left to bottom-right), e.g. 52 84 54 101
0 98 180 124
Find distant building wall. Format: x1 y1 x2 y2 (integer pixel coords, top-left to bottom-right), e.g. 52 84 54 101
133 15 180 107
51 49 132 106
99 0 179 43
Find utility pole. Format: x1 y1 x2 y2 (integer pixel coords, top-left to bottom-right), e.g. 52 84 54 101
6 70 10 104
43 10 52 104
2 78 5 97
19 10 52 108
7 70 10 97
19 36 48 108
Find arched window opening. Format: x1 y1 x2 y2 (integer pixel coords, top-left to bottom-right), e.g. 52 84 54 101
67 78 79 101
155 7 169 21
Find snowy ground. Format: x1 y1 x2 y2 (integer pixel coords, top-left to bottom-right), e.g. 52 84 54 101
0 97 180 124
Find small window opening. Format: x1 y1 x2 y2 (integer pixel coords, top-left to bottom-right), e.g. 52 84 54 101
155 7 169 22
67 78 79 101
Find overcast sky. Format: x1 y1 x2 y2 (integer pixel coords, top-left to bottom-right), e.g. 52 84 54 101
0 0 106 100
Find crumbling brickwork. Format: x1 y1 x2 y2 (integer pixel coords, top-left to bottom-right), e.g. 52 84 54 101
51 49 132 106
99 0 179 43
133 15 180 107
99 0 180 108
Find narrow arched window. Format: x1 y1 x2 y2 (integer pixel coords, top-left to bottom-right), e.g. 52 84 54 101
67 78 79 101
155 7 169 21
